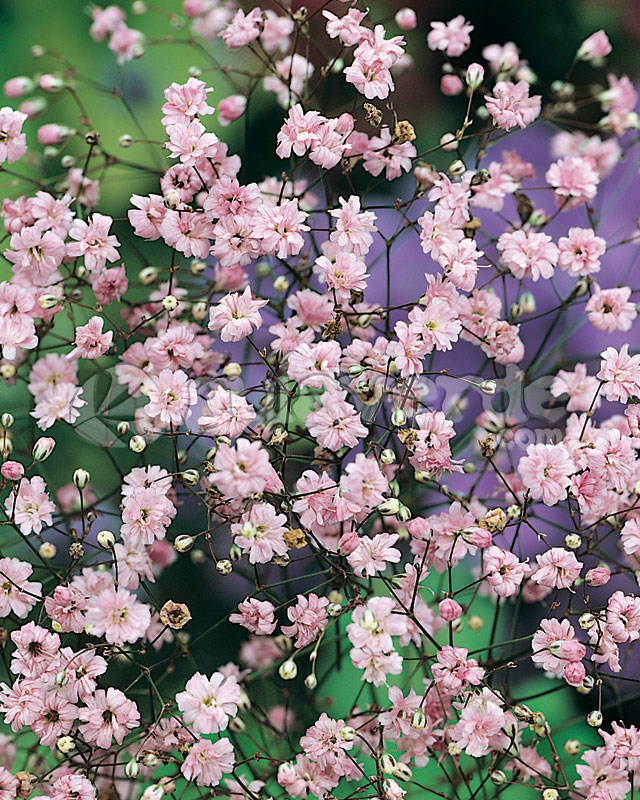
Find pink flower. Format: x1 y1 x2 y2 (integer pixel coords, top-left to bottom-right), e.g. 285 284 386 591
558 227 606 276
485 81 541 130
329 196 377 256
68 316 113 359
255 199 309 258
0 557 41 618
78 688 140 748
546 156 599 209
161 77 214 126
578 30 612 61
208 286 268 342
212 438 271 499
519 442 574 505
51 774 95 800
587 285 637 333
219 7 262 48
144 368 197 427
85 587 151 644
0 107 28 164
198 386 255 437
229 598 276 635
551 363 601 412
4 476 55 535
300 713 354 772
176 670 241 733
347 532 401 577
67 213 120 272
307 391 368 451
598 344 640 402
128 194 166 240
483 546 526 598
181 737 235 786
5 226 65 285
10 622 59 678
432 646 485 694
165 119 219 166
217 94 246 125
90 265 128 304
532 547 582 589
427 15 473 57
497 229 558 281
231 502 288 564
450 688 506 757
282 593 329 648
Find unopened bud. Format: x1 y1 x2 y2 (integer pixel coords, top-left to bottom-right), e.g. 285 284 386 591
339 725 356 742
174 535 194 553
587 710 603 727
73 469 90 489
216 559 232 574
279 659 297 680
39 542 56 559
125 760 139 778
139 266 159 285
304 673 317 690
223 362 242 380
56 736 75 754
129 435 146 453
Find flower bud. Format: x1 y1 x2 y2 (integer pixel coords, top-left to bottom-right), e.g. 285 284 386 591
490 770 506 785
1 413 14 428
279 659 297 680
479 379 497 395
392 763 412 781
73 469 90 489
394 8 416 30
56 736 75 754
192 301 208 320
304 673 317 690
380 753 396 774
1 460 23 481
125 760 139 778
129 435 146 453
564 739 580 755
542 790 559 800
216 559 232 574
273 275 289 292
586 566 610 586
377 498 400 516
39 542 56 559
391 408 407 427
339 725 356 742
181 469 199 486
466 63 485 89
117 421 130 436
448 159 466 177
587 710 603 727
174 535 194 553
162 294 179 311
223 362 242 380
578 612 596 630
439 598 462 622
54 670 69 687
411 710 426 730
33 437 55 462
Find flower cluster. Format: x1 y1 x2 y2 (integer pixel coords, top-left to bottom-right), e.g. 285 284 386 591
1 4 640 800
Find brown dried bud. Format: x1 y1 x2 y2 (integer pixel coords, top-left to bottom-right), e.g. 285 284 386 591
363 102 383 127
479 508 507 533
515 191 534 225
68 542 84 560
322 314 344 341
397 428 419 452
159 600 192 630
284 528 308 549
15 772 34 800
393 120 416 144
0 628 7 648
479 434 496 458
463 216 481 239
